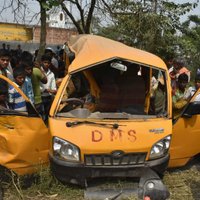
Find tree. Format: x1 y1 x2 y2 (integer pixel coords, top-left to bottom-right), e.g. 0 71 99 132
36 0 59 61
178 15 200 77
59 0 97 34
97 0 199 61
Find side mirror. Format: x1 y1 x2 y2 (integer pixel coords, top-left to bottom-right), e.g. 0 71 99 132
182 102 200 118
182 113 192 118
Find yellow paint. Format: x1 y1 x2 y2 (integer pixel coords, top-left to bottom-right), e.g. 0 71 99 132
0 75 49 175
168 88 200 167
0 23 32 41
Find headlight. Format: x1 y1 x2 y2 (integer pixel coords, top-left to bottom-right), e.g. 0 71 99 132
53 137 80 162
149 135 171 160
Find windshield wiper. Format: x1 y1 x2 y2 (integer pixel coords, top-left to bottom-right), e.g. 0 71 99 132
66 121 126 129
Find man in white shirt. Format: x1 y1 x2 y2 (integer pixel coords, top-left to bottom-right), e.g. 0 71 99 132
40 54 57 121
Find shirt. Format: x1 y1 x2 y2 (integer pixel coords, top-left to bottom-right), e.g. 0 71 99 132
40 68 56 97
23 76 34 104
8 84 27 112
172 88 187 118
184 86 200 101
31 68 45 105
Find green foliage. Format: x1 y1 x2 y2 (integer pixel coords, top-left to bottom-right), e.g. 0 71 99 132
97 0 198 62
38 0 60 10
177 15 200 78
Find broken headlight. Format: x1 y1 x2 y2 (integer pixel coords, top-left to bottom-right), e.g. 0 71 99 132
149 135 171 160
53 137 80 162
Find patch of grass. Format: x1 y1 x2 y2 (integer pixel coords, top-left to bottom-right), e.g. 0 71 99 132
2 159 200 200
164 162 200 200
3 167 84 200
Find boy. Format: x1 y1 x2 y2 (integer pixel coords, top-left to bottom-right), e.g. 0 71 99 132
40 54 57 120
0 49 13 80
8 67 27 112
19 62 34 104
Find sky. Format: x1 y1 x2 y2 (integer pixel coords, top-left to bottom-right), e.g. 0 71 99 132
0 0 199 25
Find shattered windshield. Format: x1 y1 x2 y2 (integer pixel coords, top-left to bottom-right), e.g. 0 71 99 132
56 59 168 119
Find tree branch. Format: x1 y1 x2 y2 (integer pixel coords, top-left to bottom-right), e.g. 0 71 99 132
60 0 84 33
85 0 96 33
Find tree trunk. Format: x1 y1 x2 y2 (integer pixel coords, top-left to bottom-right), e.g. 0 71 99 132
36 0 47 62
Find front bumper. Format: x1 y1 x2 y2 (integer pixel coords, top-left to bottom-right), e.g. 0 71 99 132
49 153 169 199
49 153 169 184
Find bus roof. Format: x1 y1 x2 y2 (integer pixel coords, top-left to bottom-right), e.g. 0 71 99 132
67 34 167 73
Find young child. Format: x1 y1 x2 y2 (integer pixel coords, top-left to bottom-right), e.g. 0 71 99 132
8 67 27 111
19 62 35 104
40 54 57 120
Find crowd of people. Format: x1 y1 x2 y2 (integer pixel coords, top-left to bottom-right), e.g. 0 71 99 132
168 59 200 118
0 43 65 121
0 42 199 121
150 58 199 118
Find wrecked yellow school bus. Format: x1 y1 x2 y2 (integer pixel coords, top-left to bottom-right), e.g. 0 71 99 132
1 34 200 199
48 35 172 199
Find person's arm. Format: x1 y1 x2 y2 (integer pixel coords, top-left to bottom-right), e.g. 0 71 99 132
41 73 47 84
34 62 47 84
46 75 57 95
40 68 47 84
173 98 187 109
26 80 35 104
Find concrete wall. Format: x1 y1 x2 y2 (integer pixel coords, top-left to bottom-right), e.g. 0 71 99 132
0 23 78 53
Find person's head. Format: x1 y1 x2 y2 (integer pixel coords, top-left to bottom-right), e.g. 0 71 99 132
174 58 184 70
19 51 34 74
45 48 53 58
0 49 10 69
41 54 51 71
13 67 25 86
17 44 21 49
178 73 188 91
19 62 33 77
20 51 33 63
0 79 8 103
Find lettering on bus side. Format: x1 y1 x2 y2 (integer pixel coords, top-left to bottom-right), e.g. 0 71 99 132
91 129 137 142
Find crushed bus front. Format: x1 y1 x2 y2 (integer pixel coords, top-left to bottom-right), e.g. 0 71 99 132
49 35 171 199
